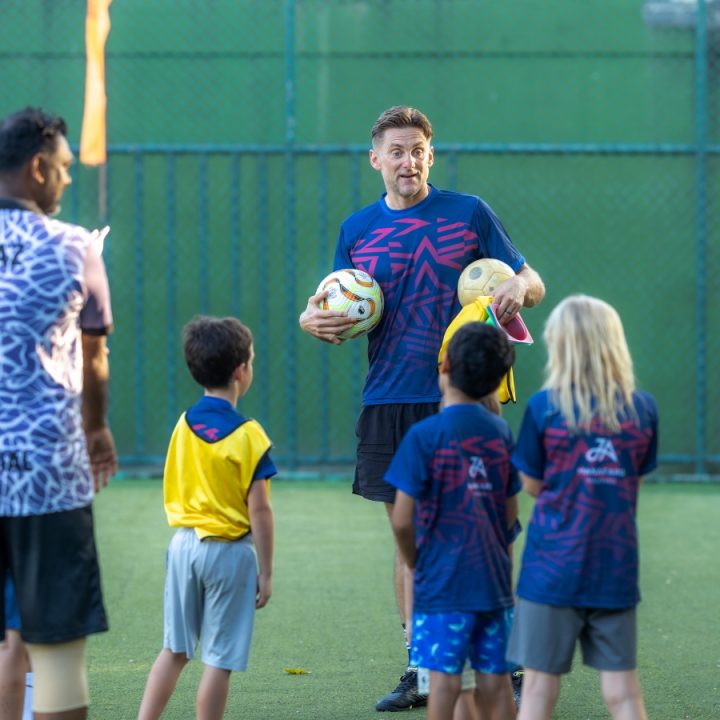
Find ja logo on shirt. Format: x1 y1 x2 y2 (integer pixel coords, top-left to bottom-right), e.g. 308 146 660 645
467 455 492 492
469 455 487 478
585 438 618 463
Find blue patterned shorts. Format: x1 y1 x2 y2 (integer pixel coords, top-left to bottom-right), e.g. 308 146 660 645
411 608 514 675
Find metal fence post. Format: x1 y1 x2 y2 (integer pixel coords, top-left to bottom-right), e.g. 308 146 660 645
694 0 708 473
285 0 298 469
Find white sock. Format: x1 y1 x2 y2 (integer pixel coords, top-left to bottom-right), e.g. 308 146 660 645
23 672 33 720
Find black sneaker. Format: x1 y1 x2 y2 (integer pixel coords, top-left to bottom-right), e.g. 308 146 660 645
375 669 427 712
511 669 524 708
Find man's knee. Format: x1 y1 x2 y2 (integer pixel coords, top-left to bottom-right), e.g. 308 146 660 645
26 638 88 714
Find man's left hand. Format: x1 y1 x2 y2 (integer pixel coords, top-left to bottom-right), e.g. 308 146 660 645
492 274 528 324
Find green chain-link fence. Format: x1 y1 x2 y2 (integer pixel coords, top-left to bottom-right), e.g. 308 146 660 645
1 1 718 475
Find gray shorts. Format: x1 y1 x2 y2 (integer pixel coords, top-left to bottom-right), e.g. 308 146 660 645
164 528 258 671
507 598 638 674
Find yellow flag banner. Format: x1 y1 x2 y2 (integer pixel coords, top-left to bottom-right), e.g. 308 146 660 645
80 0 112 165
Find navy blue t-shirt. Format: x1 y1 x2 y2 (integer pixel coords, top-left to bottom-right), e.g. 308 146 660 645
385 403 521 613
512 389 658 608
334 186 525 406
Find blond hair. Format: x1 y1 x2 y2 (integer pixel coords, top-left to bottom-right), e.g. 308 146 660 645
542 295 636 433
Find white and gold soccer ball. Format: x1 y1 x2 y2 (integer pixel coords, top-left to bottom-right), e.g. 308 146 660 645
457 258 515 307
316 268 384 339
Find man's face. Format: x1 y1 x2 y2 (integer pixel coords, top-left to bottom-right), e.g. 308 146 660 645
35 134 73 215
369 127 434 210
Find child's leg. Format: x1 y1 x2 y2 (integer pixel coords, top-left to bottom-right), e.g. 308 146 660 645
454 689 479 720
452 659 480 720
599 670 647 720
196 666 231 720
474 672 515 720
0 629 29 720
516 669 560 720
428 671 462 720
137 649 189 720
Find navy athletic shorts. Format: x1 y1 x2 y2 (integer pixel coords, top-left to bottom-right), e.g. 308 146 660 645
353 402 438 503
1 505 108 644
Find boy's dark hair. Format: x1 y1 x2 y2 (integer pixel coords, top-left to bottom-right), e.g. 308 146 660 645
371 105 433 145
0 107 68 173
183 315 253 389
446 322 515 400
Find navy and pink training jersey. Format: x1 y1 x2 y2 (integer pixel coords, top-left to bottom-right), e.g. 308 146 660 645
512 389 659 609
0 204 113 516
385 403 521 614
333 185 525 406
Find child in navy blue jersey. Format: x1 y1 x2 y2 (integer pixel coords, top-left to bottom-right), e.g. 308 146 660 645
508 295 658 720
387 322 519 720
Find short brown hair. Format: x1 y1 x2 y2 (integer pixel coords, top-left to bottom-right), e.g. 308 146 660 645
182 315 253 390
371 106 433 145
447 322 514 400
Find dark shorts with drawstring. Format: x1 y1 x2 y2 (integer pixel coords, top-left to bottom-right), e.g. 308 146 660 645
352 402 439 503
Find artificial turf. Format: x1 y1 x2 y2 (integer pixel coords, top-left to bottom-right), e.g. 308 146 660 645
87 479 720 719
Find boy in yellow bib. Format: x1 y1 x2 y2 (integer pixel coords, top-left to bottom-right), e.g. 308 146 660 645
138 316 276 720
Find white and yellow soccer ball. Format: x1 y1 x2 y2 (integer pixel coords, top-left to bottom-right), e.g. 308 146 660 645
316 268 384 340
457 258 515 307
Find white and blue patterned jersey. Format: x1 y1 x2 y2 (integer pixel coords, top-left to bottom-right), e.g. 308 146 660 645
0 201 113 516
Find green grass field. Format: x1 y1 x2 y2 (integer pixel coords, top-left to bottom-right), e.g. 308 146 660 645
87 480 720 719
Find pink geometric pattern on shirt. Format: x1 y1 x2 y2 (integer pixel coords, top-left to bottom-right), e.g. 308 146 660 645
192 423 220 441
425 434 511 596
522 417 648 598
348 214 480 399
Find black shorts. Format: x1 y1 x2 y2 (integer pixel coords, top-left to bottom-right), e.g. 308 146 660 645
353 402 439 503
1 505 108 644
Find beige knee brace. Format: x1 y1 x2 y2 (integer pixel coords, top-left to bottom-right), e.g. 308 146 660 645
25 639 88 713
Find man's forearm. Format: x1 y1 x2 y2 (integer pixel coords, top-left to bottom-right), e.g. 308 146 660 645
82 336 110 431
518 265 546 308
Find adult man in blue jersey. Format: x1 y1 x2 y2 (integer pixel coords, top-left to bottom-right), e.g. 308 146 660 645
299 105 545 712
0 107 116 720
